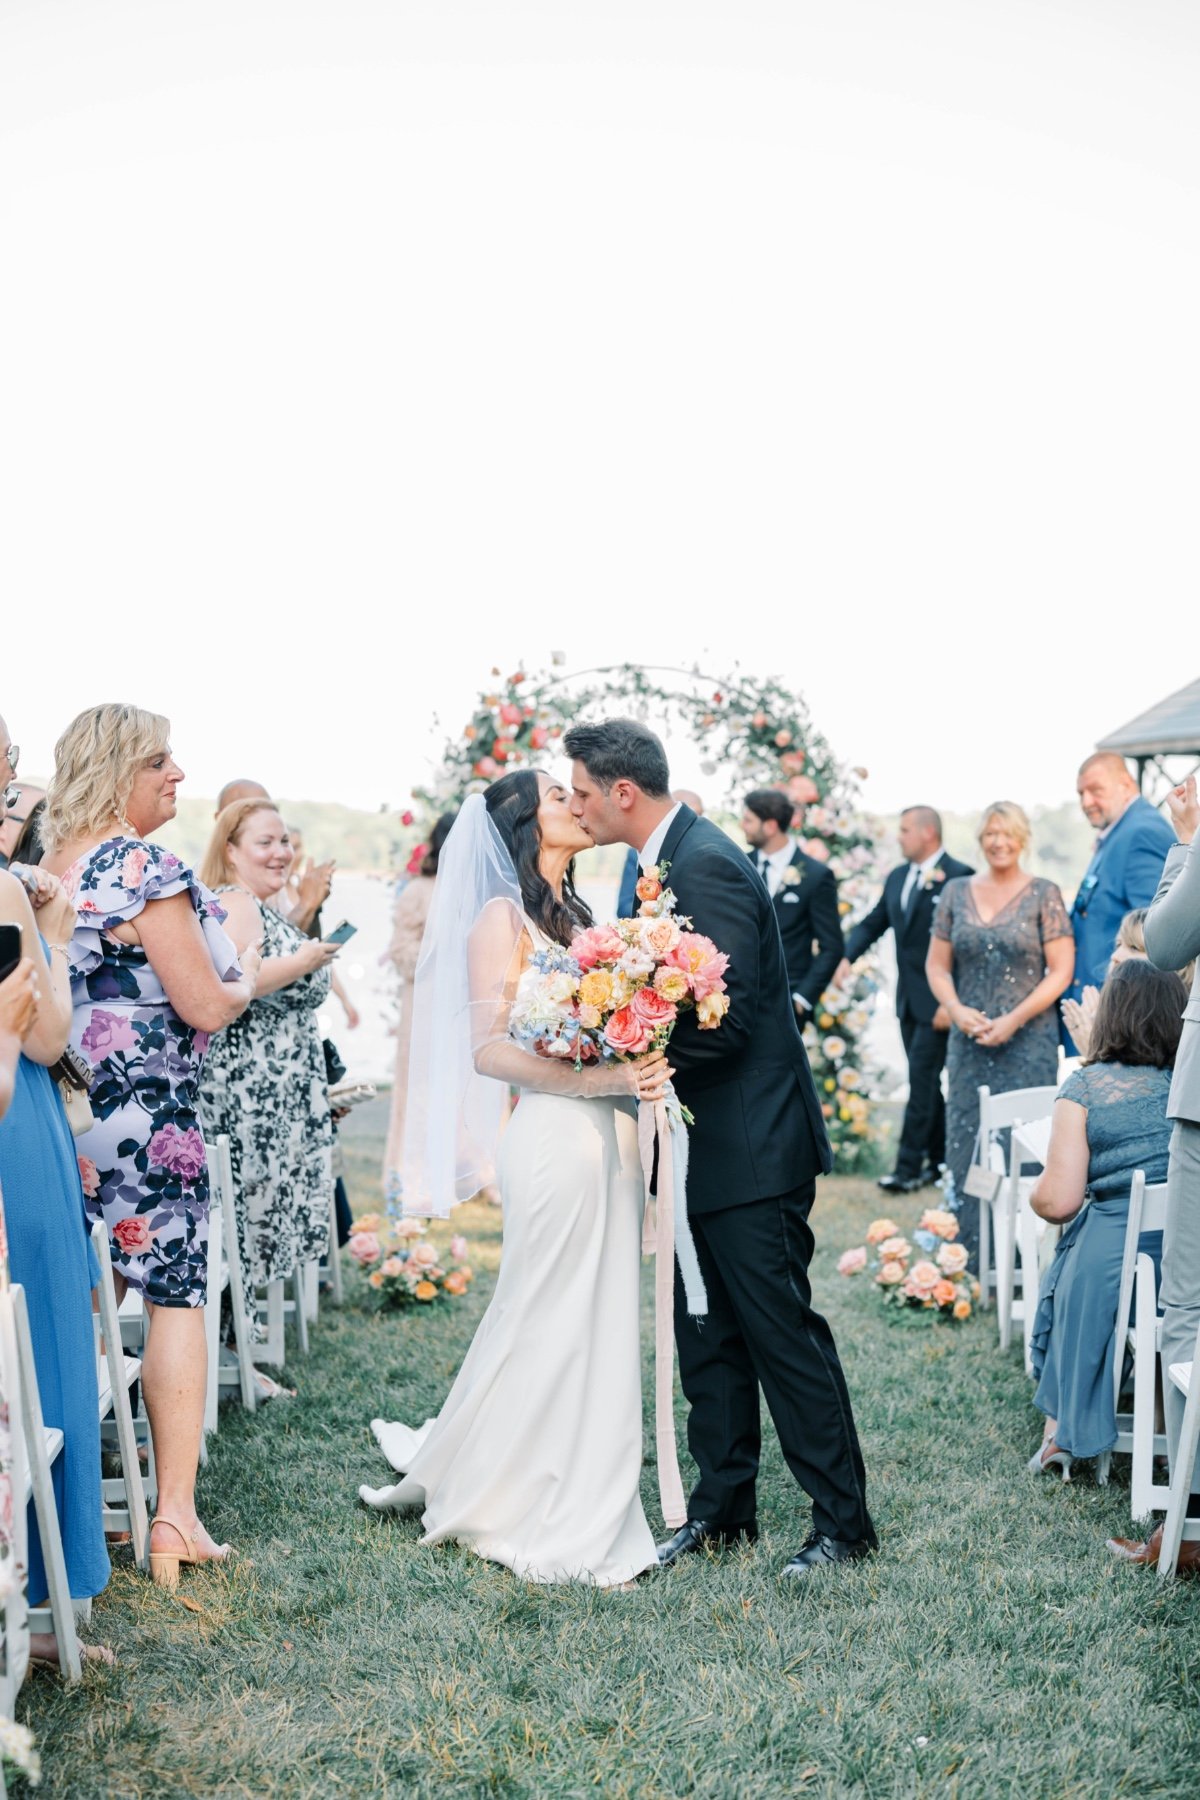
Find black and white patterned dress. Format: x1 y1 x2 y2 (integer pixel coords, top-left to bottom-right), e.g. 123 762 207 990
199 892 334 1298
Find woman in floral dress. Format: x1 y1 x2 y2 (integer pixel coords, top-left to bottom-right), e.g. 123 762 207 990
198 801 339 1310
42 704 259 1584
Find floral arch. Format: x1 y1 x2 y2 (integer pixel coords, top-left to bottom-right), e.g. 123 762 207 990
408 661 888 1172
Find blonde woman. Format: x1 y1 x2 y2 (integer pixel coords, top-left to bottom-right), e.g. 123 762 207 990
42 704 260 1586
197 801 339 1318
926 802 1074 1264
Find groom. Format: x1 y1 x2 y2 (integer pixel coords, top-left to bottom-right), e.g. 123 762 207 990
565 719 876 1577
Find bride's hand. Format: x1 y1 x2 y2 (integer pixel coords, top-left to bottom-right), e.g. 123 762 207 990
625 1050 674 1104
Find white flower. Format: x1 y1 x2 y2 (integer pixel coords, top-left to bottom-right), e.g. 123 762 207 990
545 971 578 1004
0 1718 40 1782
618 949 656 980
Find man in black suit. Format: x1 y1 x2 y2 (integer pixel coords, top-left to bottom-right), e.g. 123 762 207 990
838 805 973 1195
741 788 843 1023
566 719 875 1579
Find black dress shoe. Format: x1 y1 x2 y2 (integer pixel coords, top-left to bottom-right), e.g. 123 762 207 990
781 1531 874 1577
876 1173 926 1194
656 1518 757 1566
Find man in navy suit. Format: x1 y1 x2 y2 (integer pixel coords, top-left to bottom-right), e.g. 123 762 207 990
741 789 844 1020
839 806 973 1194
1064 753 1175 1049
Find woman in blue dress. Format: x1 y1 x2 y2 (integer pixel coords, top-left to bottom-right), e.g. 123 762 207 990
1028 960 1184 1478
0 862 111 1664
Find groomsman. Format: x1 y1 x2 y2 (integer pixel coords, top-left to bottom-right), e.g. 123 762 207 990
741 789 844 1018
1065 752 1174 1049
838 806 973 1195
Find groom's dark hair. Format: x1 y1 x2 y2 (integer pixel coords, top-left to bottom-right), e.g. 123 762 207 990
563 719 670 797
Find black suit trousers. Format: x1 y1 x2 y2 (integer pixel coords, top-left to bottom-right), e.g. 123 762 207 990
674 1183 875 1544
894 1014 949 1178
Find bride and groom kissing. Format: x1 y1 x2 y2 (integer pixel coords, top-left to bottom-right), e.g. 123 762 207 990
360 717 876 1586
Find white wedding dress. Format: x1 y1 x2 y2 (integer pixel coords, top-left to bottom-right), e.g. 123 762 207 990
360 914 658 1587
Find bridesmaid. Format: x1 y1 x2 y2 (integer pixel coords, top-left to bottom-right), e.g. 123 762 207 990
926 802 1074 1265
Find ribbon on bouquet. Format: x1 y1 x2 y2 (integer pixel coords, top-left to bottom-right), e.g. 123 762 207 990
637 1096 708 1531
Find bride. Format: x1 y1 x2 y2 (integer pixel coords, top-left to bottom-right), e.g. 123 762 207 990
359 769 673 1586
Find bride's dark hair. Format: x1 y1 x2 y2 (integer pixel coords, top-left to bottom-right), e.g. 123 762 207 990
484 769 593 948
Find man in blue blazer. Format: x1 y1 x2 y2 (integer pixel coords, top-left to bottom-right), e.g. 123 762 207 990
1064 754 1175 1048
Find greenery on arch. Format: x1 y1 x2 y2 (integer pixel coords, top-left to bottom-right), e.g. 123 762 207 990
411 660 889 1172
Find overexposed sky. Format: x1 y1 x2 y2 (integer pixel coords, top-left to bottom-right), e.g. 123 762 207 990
2 0 1197 815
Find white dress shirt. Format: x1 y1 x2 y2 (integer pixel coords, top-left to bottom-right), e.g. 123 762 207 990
900 850 942 910
758 841 796 898
637 803 683 875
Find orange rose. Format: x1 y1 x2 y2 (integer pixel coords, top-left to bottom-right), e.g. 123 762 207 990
635 876 662 903
953 1299 971 1320
368 1271 384 1289
865 1218 899 1246
458 1266 474 1283
443 1271 468 1296
414 1280 438 1301
932 1280 957 1308
876 1260 905 1286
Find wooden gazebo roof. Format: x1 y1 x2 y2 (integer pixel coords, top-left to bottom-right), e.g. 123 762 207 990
1097 678 1200 787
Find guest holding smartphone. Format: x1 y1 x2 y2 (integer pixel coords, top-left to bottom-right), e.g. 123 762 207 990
198 801 339 1327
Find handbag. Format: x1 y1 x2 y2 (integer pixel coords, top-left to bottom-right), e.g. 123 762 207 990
50 1043 95 1140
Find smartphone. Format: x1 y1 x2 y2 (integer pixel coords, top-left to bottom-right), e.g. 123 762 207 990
322 920 357 947
0 923 21 984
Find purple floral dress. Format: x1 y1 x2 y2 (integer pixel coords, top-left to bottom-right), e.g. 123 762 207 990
63 838 242 1307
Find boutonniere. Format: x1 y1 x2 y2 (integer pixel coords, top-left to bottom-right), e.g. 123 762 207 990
780 866 803 888
923 869 947 891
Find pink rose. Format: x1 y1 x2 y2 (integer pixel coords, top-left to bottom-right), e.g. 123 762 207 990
640 916 682 958
572 924 625 970
837 1246 867 1276
348 1231 380 1266
629 986 677 1031
908 1259 940 1296
876 1259 905 1286
379 1256 405 1278
80 1008 138 1062
411 1241 438 1268
147 1125 207 1183
499 703 522 726
530 726 548 750
788 775 820 805
76 1155 99 1198
450 1235 468 1260
400 810 415 827
604 1005 654 1056
120 847 150 891
937 1242 969 1275
802 838 831 864
112 1216 153 1254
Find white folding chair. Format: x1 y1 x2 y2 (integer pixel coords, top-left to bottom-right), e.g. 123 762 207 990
209 1136 257 1413
0 1271 30 1714
1159 1316 1200 1579
320 1187 344 1306
9 1285 81 1683
90 1224 150 1571
975 1085 1058 1349
1095 1171 1170 1517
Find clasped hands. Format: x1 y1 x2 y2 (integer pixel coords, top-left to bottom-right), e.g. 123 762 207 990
951 1003 1019 1047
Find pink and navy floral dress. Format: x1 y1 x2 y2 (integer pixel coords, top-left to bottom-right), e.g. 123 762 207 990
63 837 242 1307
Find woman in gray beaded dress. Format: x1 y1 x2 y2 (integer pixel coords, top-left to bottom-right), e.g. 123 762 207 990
1027 960 1183 1475
927 802 1075 1264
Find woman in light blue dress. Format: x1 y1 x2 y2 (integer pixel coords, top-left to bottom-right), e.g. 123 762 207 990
1028 960 1183 1476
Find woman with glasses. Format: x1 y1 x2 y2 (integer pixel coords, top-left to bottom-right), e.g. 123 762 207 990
41 704 261 1589
926 802 1075 1266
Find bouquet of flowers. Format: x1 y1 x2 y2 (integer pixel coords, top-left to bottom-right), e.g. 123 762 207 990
347 1214 474 1310
837 1207 979 1321
508 864 730 1096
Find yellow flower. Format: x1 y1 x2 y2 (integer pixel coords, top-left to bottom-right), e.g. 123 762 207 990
696 991 730 1030
609 972 633 1009
818 1013 834 1029
838 1107 852 1122
578 970 614 1010
824 1078 836 1093
953 1299 971 1320
654 968 691 1004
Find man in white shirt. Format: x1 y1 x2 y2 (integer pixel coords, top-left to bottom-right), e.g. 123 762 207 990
741 789 843 1019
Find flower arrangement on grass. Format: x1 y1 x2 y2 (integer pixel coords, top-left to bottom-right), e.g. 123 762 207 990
838 1208 979 1321
347 1214 473 1310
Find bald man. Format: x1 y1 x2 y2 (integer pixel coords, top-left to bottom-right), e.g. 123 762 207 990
215 778 270 815
616 788 704 917
1065 752 1175 1047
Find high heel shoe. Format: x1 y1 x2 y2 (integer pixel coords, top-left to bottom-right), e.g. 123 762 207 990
148 1516 231 1589
1027 1440 1073 1481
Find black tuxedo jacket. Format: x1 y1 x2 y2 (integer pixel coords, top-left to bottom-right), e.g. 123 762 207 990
843 850 974 1025
654 807 833 1213
748 845 844 1010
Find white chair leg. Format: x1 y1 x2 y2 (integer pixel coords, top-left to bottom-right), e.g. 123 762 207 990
302 1260 319 1326
203 1201 223 1440
1159 1357 1200 1579
292 1267 309 1357
90 1227 150 1572
217 1139 257 1412
995 1202 1015 1352
13 1288 81 1683
1131 1257 1158 1521
978 1197 993 1311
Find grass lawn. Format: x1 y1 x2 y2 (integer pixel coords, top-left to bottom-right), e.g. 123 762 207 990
16 1097 1200 1798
